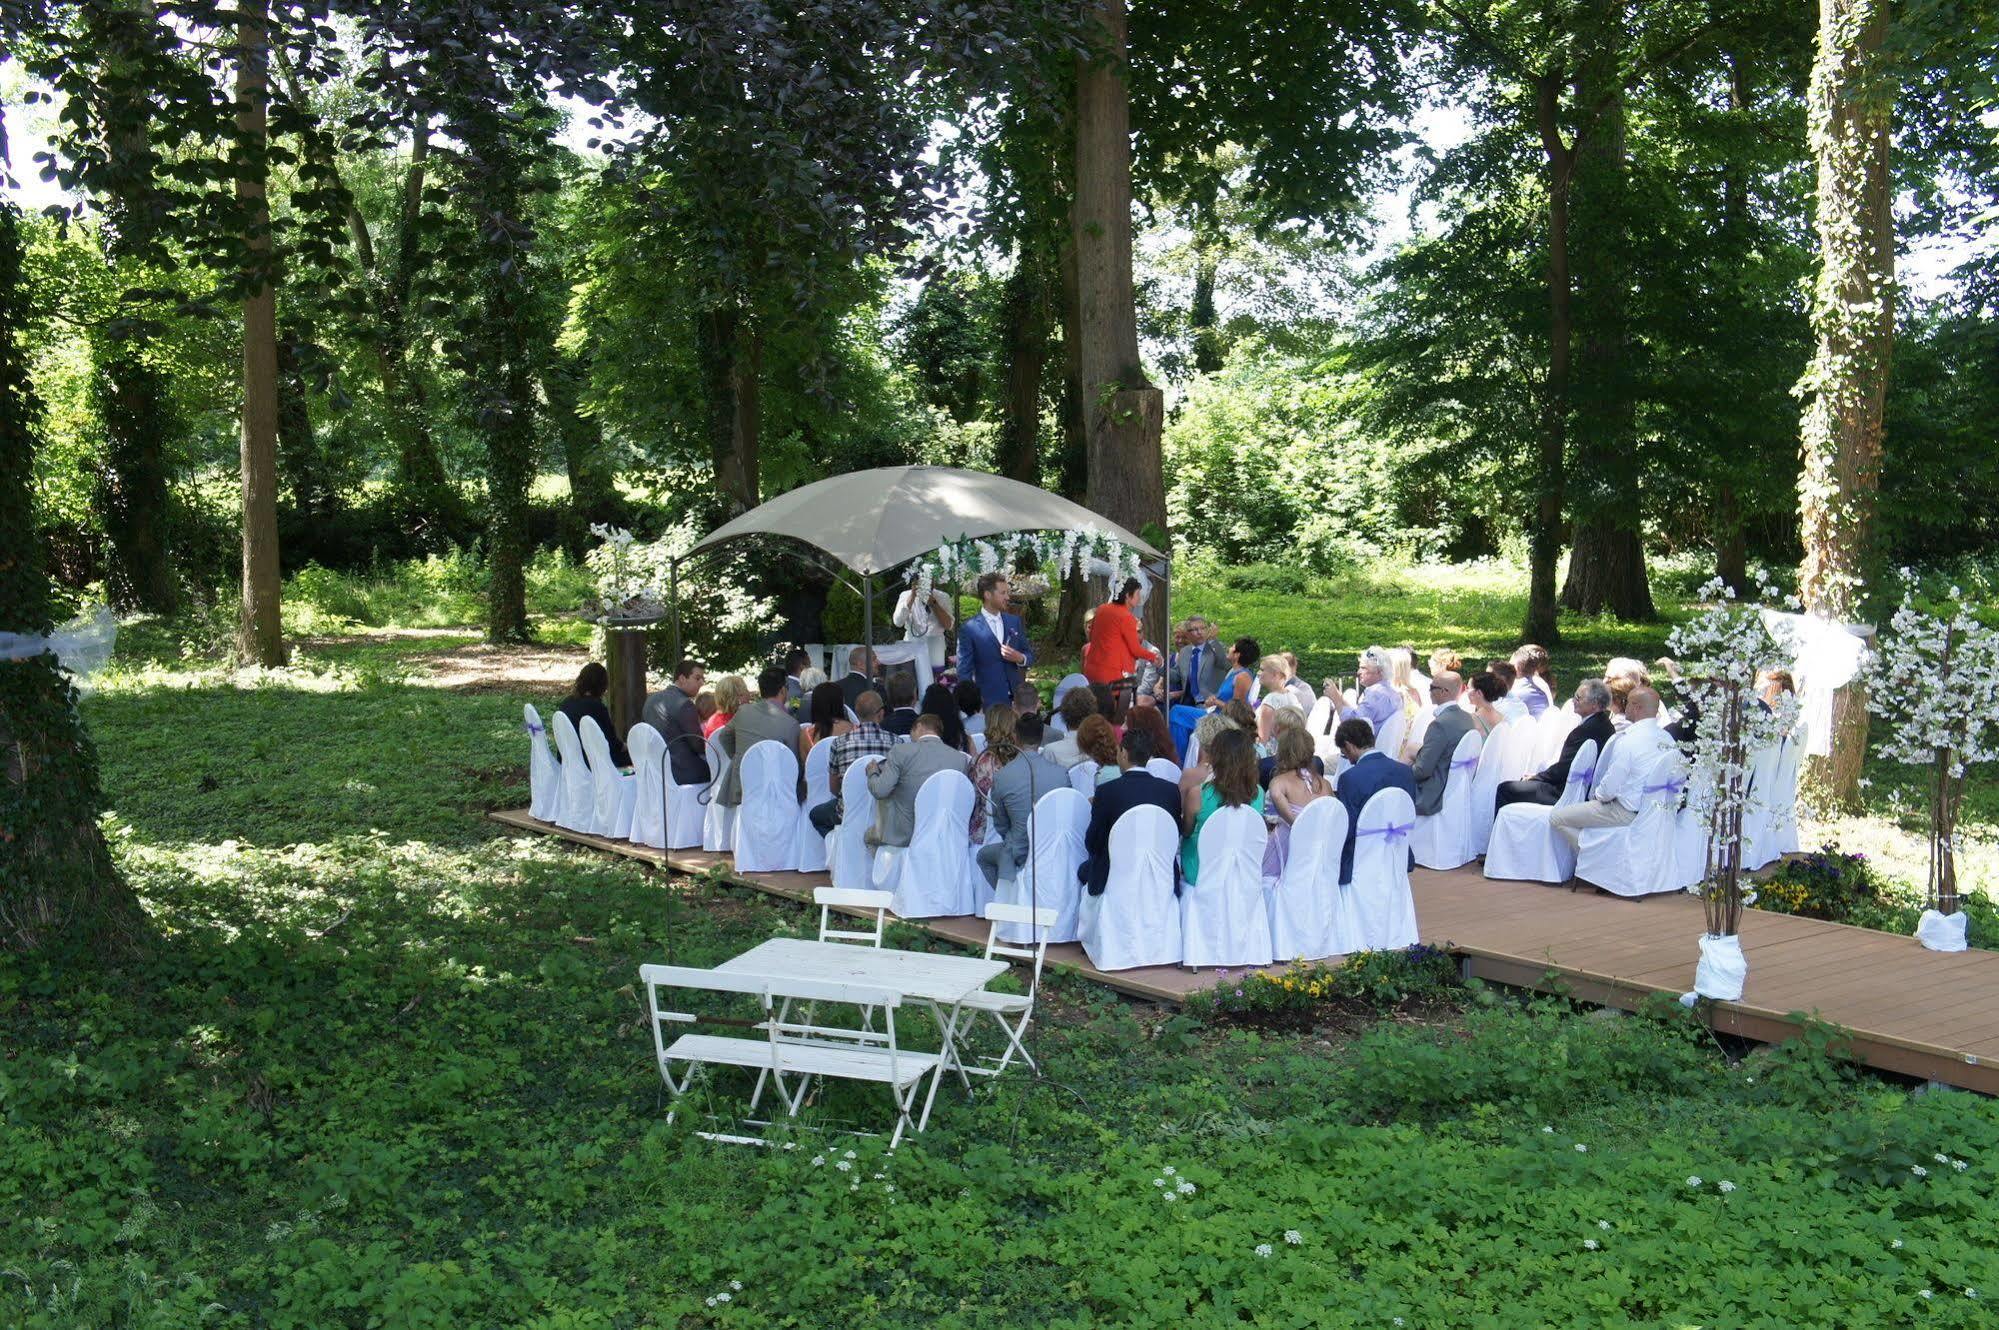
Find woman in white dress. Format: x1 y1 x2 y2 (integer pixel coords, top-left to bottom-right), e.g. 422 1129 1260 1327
892 579 955 671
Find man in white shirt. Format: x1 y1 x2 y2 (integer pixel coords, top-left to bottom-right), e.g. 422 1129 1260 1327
1550 687 1677 849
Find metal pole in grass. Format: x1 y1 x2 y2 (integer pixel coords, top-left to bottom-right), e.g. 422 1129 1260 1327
669 556 681 666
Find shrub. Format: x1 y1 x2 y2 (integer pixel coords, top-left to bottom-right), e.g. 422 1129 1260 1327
1188 944 1461 1020
1755 845 1890 922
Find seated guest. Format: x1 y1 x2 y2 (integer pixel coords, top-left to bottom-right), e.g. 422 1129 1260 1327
797 666 828 697
1220 696 1257 735
1486 659 1527 719
702 674 747 739
1429 647 1464 679
865 713 969 848
955 679 986 736
1465 672 1506 735
1254 654 1293 710
718 666 802 806
800 681 852 761
1410 671 1477 816
1180 727 1263 887
1332 718 1418 885
694 690 718 732
1012 681 1043 719
1121 702 1174 771
1606 675 1636 732
1083 577 1163 689
1179 712 1239 810
808 691 893 836
1170 616 1227 705
1257 701 1318 788
1168 637 1259 760
1387 647 1426 715
559 662 630 768
643 659 710 785
1079 729 1183 896
1265 723 1331 877
1495 679 1614 809
1254 690 1302 758
967 705 1016 842
1323 646 1403 737
976 714 1068 888
1552 687 1674 850
1604 657 1650 688
783 647 814 711
1509 644 1554 717
880 674 921 737
1043 689 1098 766
1075 714 1120 784
922 682 968 752
837 646 880 713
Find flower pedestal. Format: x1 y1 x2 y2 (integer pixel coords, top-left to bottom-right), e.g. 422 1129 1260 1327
602 614 664 741
1914 909 1970 953
1680 933 1748 1006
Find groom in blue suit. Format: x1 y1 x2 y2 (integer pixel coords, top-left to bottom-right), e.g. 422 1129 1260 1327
958 571 1034 709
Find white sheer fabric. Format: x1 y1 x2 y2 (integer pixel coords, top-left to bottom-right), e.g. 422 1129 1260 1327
1145 757 1182 783
997 788 1088 944
829 754 885 892
1484 739 1598 883
524 703 561 822
1181 805 1274 968
877 769 976 918
1576 752 1687 897
1738 742 1785 871
626 722 667 849
1349 788 1419 950
578 716 636 840
1266 796 1353 961
791 739 835 873
1411 730 1484 870
549 711 593 833
1078 805 1182 971
1769 719 1808 858
732 741 802 873
1068 760 1100 796
701 733 736 852
1468 718 1538 856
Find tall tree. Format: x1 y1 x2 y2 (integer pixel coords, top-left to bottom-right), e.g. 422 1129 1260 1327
1796 0 1894 809
233 0 285 665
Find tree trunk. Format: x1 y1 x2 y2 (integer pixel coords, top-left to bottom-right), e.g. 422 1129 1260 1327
235 0 285 667
697 304 760 516
477 219 538 645
274 321 330 522
1072 0 1168 645
1797 0 1894 811
1714 483 1748 594
375 129 455 529
0 190 147 956
1190 200 1223 375
545 349 619 534
995 245 1052 485
1562 520 1655 619
1525 72 1573 645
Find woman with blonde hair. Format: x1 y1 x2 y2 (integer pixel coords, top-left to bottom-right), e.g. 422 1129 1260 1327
1385 647 1425 717
1264 724 1328 876
703 675 747 739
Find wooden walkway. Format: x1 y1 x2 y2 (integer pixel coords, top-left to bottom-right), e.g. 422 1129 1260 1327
489 808 1999 1094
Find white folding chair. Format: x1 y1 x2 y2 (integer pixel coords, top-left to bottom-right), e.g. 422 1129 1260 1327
1349 788 1419 949
996 787 1088 944
1145 757 1182 783
1484 739 1598 883
1181 805 1274 968
732 741 803 873
549 711 594 833
1077 804 1182 971
627 722 668 848
875 769 976 918
524 703 561 822
578 715 636 840
1411 729 1484 870
1267 796 1355 961
829 754 885 892
701 733 736 852
961 901 1059 1077
1536 706 1578 770
791 739 835 873
1467 718 1536 856
814 886 893 946
1577 752 1687 897
969 731 987 758
1068 760 1100 796
1306 696 1340 763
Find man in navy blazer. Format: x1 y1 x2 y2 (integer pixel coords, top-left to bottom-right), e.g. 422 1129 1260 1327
958 571 1033 716
1333 718 1418 884
1079 729 1183 895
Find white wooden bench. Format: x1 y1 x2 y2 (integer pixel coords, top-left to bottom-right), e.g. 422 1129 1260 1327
640 963 943 1147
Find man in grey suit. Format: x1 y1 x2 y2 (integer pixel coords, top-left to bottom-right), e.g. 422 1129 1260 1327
718 666 803 806
641 659 710 786
1170 617 1229 705
976 714 1068 888
1410 671 1477 816
865 714 969 848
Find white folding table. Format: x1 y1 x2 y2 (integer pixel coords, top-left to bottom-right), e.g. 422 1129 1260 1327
717 937 1007 1128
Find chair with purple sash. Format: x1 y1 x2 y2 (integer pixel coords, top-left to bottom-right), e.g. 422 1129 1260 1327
1349 788 1419 949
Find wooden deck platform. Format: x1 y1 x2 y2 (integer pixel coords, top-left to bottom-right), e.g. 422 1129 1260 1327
489 807 1999 1094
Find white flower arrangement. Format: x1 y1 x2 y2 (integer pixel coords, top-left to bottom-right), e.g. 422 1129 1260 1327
905 527 1145 605
583 523 670 623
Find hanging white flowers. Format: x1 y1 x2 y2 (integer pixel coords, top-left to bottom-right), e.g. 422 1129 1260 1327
1865 575 1999 951
905 527 1145 601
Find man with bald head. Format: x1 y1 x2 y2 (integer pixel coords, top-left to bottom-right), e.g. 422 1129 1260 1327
1410 671 1476 816
1550 685 1679 851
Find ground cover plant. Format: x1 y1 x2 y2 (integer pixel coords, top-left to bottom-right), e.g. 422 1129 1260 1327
7 574 1999 1327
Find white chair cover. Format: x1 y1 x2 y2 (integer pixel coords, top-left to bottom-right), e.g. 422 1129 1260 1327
663 735 709 850
1349 788 1419 950
1411 729 1484 870
1467 718 1537 856
525 703 561 822
1535 706 1578 770
1671 785 1712 892
1181 805 1274 968
1184 735 1201 770
1306 696 1339 762
1051 672 1090 708
829 754 885 892
549 711 594 832
1484 738 1599 883
1078 805 1182 971
1769 719 1807 857
997 787 1088 944
1266 796 1354 961
877 769 976 918
627 722 668 849
1373 709 1408 759
1145 757 1182 783
732 741 803 873
578 716 636 840
1576 753 1686 897
1402 705 1433 759
701 733 736 852
790 739 834 873
1739 742 1785 870
1069 760 1100 796
969 731 987 758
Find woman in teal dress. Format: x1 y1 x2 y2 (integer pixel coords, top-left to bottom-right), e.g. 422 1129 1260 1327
1169 636 1260 761
1180 726 1264 886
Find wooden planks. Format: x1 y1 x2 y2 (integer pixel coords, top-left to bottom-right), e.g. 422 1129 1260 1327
488 807 1999 1092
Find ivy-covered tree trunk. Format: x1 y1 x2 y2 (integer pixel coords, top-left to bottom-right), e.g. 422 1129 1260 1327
1525 70 1574 645
544 347 620 533
0 190 147 955
1797 0 1893 812
697 304 760 517
473 204 538 645
996 243 1053 485
1189 202 1223 376
374 129 457 535
234 0 285 667
274 320 333 523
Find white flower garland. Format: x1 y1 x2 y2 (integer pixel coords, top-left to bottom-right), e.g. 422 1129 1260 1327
906 527 1143 605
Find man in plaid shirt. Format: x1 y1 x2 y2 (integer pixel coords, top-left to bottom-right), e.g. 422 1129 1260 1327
808 690 895 837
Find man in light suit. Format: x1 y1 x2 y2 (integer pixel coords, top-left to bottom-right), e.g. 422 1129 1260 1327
1333 718 1418 885
718 666 803 806
1170 616 1229 705
976 714 1069 888
957 572 1033 715
1552 687 1675 850
1410 671 1477 816
865 713 969 848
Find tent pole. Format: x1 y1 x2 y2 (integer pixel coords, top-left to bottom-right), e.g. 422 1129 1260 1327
863 572 875 680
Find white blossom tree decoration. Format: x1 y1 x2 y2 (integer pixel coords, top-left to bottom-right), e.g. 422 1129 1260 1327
1669 578 1800 996
584 524 668 622
1866 578 1999 949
